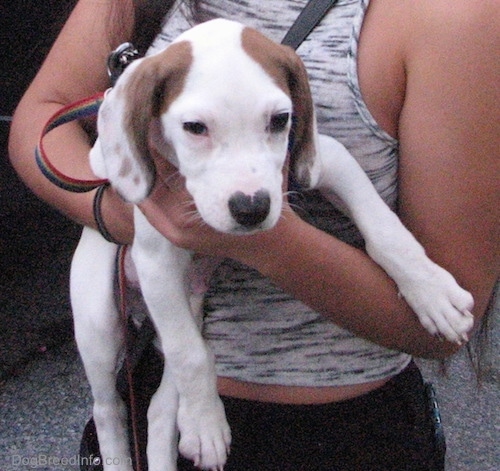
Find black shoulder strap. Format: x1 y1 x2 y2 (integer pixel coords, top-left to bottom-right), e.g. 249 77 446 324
281 0 338 49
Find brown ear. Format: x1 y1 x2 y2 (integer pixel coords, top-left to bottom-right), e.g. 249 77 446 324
241 28 316 187
281 45 317 187
96 40 193 203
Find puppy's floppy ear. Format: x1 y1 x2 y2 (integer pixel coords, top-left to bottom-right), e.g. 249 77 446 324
93 41 192 203
280 46 317 188
241 28 317 188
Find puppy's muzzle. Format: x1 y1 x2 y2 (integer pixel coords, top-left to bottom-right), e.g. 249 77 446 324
228 189 271 228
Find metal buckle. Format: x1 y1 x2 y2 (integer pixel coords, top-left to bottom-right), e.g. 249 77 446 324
107 43 139 85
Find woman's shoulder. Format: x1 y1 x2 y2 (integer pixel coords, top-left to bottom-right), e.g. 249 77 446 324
403 0 498 48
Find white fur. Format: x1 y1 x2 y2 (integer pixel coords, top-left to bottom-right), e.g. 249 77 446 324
73 19 474 471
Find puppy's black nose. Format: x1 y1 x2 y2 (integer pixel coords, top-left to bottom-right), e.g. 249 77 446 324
228 190 271 227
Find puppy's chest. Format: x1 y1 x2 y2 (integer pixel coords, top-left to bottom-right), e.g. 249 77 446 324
124 248 220 296
290 189 365 248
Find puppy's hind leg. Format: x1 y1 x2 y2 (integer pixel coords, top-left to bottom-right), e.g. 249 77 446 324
71 227 133 470
146 291 212 471
146 363 179 471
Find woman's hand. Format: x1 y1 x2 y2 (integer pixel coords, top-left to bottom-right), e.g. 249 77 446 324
137 150 299 263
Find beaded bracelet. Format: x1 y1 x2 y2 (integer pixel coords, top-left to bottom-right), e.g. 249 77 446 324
93 183 121 245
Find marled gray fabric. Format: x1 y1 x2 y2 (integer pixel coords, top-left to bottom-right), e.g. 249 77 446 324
146 0 411 387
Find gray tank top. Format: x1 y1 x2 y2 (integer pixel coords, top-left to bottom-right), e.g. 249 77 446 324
147 0 411 387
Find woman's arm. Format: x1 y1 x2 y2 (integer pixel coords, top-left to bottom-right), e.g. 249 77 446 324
140 187 462 359
8 0 136 243
260 1 498 357
10 0 497 359
138 0 499 359
397 0 499 349
259 0 499 358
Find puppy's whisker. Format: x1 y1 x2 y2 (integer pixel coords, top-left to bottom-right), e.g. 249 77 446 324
180 198 196 208
280 194 303 215
183 207 205 227
288 202 303 213
159 170 181 183
283 190 301 199
185 209 202 221
158 171 183 191
279 204 297 221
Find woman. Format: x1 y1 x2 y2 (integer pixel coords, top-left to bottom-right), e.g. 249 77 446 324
9 0 498 469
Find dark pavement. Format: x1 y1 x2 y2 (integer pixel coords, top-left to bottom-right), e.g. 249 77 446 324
1 320 498 470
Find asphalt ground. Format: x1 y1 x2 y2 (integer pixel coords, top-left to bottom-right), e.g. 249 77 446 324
1 328 498 471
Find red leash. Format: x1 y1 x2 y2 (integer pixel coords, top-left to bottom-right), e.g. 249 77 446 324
36 96 144 471
117 245 143 471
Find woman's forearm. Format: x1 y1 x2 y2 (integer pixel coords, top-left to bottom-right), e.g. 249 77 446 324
9 96 134 244
9 0 135 243
235 212 463 359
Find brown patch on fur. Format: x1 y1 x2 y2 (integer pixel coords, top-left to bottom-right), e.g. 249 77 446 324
241 27 316 185
123 40 193 195
119 157 132 178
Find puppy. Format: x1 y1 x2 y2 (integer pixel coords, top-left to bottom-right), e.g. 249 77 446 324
71 19 474 471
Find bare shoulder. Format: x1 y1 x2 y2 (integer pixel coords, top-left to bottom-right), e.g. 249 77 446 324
400 0 499 134
405 0 499 36
403 0 499 66
398 0 499 198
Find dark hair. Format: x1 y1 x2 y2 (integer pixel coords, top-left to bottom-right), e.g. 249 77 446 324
466 282 498 384
111 0 201 56
130 0 178 55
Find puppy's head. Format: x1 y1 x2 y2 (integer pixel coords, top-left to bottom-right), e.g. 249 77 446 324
92 19 316 234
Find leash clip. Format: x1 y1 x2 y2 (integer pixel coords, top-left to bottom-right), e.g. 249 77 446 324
107 42 139 85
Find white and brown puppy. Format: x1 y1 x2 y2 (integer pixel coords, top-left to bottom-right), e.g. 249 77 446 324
71 19 474 471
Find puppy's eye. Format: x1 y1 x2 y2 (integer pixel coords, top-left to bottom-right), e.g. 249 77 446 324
183 121 208 136
269 113 290 133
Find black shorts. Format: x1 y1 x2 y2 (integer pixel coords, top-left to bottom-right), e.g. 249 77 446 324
80 345 444 471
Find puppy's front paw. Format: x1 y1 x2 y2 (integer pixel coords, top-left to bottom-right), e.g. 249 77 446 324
177 396 231 470
399 263 474 345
